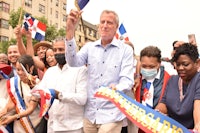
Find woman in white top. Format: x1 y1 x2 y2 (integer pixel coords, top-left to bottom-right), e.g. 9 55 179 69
0 55 42 133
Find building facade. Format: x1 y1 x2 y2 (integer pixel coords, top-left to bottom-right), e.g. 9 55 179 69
0 0 99 45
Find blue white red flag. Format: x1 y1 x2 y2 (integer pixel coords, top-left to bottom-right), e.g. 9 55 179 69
115 23 129 41
75 0 89 10
23 13 46 41
31 89 55 117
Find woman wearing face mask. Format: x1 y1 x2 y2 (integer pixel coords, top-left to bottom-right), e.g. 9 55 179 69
134 46 171 133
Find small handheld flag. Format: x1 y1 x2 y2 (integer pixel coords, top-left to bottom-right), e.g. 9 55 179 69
23 13 46 41
31 89 56 117
74 0 89 11
116 23 129 41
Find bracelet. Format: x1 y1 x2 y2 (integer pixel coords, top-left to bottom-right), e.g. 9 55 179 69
16 114 20 120
134 74 141 79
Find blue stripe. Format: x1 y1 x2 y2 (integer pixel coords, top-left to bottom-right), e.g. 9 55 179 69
119 24 127 35
78 0 89 10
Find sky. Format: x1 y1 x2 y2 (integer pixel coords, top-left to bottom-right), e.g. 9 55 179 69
67 0 200 57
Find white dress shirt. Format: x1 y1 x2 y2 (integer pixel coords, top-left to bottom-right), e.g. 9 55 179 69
38 64 87 132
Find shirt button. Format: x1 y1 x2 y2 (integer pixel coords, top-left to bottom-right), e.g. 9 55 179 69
102 61 104 63
100 74 103 76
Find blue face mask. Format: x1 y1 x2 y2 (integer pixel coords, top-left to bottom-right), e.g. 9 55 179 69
140 68 158 80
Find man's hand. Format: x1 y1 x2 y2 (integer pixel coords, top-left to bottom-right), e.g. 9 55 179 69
66 9 82 40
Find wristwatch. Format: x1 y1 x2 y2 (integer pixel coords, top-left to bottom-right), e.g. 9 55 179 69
58 92 63 100
16 114 20 120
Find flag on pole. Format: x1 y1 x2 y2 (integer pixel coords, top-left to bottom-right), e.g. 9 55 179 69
75 0 89 11
115 23 129 41
23 13 46 41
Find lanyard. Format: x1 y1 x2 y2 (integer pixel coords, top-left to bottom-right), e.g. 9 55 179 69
178 77 184 101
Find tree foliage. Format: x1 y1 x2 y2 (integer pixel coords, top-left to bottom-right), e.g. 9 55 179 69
9 8 25 28
4 7 64 52
58 28 66 37
0 39 16 53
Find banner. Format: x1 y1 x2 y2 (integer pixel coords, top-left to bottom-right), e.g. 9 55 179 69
94 86 191 133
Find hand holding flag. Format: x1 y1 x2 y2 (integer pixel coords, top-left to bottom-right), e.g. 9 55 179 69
74 0 89 11
31 88 56 117
23 13 46 41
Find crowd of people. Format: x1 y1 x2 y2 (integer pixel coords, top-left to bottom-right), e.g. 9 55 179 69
0 8 199 133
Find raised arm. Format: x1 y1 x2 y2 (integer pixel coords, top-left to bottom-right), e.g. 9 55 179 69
66 9 82 40
14 25 26 55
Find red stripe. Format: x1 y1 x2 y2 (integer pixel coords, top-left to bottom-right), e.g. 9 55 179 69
37 21 46 31
28 18 34 26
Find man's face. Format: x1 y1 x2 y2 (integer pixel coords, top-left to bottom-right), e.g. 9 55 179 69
99 12 118 43
53 41 65 54
7 45 20 65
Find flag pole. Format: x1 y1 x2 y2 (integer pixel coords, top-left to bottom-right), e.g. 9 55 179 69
74 0 86 47
18 0 25 26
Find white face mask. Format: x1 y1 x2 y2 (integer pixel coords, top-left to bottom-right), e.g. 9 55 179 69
140 68 158 80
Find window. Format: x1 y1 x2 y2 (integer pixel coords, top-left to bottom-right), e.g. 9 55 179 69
63 3 66 10
0 19 9 29
63 15 66 22
56 11 58 18
39 4 45 14
0 36 9 42
56 0 59 6
25 0 32 8
50 8 52 15
0 2 10 13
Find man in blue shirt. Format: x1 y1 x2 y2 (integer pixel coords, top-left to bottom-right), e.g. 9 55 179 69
65 9 134 133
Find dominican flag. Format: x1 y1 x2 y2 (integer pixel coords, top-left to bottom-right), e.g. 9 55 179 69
31 89 56 117
115 23 129 41
75 0 89 10
23 13 46 41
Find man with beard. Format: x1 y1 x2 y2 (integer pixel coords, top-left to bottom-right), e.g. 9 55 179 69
38 38 88 133
7 45 20 77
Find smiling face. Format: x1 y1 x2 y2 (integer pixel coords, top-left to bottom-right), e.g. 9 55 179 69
176 55 198 83
36 46 48 59
7 45 20 65
45 48 57 67
99 11 118 46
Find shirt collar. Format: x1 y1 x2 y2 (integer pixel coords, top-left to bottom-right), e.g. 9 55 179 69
95 37 121 48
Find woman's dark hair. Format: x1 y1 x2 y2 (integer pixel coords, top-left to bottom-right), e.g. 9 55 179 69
172 43 199 63
140 45 161 63
44 48 54 68
17 54 38 76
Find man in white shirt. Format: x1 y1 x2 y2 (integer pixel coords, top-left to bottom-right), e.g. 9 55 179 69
38 38 87 133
